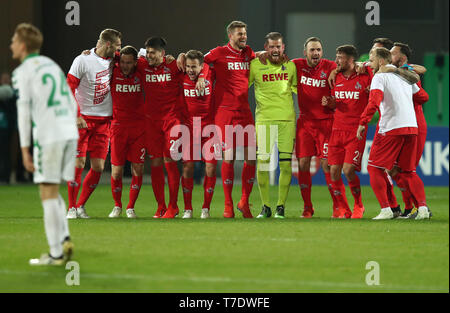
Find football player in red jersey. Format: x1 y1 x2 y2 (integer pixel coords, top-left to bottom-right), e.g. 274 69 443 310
136 37 184 219
178 21 257 218
180 50 219 219
322 45 372 219
292 37 343 218
66 29 122 219
107 46 145 219
389 42 429 218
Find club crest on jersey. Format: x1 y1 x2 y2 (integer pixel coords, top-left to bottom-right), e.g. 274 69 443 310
355 82 362 90
163 67 170 73
320 71 327 78
282 65 286 71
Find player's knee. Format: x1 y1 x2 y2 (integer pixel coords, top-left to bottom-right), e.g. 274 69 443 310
205 164 216 177
298 158 310 172
76 157 86 169
343 165 355 178
131 164 144 177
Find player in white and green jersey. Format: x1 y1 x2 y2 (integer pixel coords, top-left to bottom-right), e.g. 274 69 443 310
11 23 78 266
248 32 297 218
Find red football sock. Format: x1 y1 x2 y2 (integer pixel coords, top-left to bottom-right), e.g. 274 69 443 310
222 161 234 207
76 169 102 207
202 175 216 209
384 172 399 208
111 176 123 208
348 175 363 207
402 172 427 207
298 170 312 208
325 172 340 209
181 176 194 211
392 173 414 210
165 161 180 208
241 162 256 203
331 179 350 211
67 167 83 209
127 175 143 209
151 165 166 208
368 166 390 208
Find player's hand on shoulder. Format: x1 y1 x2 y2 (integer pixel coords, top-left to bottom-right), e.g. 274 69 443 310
81 50 91 56
166 55 175 64
196 77 206 93
177 53 186 72
257 51 269 65
356 62 366 74
77 116 88 129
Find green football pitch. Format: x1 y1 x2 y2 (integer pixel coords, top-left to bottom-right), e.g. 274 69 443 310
0 184 448 293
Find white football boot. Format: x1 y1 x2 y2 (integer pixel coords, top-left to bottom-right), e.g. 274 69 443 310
29 253 65 266
372 208 394 220
182 210 193 219
109 206 122 218
76 205 90 219
126 208 137 218
415 206 431 220
200 208 210 219
66 207 77 219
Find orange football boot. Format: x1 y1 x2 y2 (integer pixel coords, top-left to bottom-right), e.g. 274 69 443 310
351 204 365 219
153 206 167 218
237 200 253 218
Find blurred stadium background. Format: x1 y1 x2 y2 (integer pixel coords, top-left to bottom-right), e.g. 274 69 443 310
0 0 448 186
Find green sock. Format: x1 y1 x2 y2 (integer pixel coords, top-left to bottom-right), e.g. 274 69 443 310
277 161 292 206
257 160 270 207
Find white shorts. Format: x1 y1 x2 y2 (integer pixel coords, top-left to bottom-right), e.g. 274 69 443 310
33 140 77 184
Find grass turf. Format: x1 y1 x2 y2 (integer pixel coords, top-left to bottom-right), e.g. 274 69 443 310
0 183 448 293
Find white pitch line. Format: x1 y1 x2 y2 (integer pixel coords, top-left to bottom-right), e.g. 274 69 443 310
0 269 447 292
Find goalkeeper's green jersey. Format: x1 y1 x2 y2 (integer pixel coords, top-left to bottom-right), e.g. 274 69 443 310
249 58 297 122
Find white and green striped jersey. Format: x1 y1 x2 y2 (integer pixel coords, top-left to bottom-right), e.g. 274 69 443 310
12 53 78 148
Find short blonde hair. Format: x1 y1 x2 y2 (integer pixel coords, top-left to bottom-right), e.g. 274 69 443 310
14 23 43 53
372 47 392 63
226 21 247 34
99 28 122 44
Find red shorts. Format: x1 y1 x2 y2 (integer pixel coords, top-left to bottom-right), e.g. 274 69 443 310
182 122 219 164
368 133 418 172
328 129 367 172
110 121 146 165
295 118 333 159
76 117 110 160
145 118 184 159
215 107 255 150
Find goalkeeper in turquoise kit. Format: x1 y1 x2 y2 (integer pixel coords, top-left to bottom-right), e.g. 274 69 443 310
249 32 297 218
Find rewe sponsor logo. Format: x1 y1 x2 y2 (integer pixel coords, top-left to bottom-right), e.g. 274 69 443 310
184 87 211 97
262 73 289 82
228 62 250 70
334 91 360 100
300 76 326 87
115 84 141 93
146 73 172 82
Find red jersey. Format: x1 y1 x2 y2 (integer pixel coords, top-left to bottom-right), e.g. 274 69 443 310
413 79 427 131
137 57 183 120
293 58 337 120
110 65 145 124
182 65 215 125
204 43 255 111
331 72 371 130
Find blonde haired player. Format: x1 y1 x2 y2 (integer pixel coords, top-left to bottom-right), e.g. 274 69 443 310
10 23 78 265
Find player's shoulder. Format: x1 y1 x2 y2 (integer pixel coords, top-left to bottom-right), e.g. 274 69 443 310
291 58 305 66
320 58 337 69
250 58 261 67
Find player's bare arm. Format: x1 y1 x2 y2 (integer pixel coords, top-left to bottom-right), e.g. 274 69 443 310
21 147 35 173
377 65 420 84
